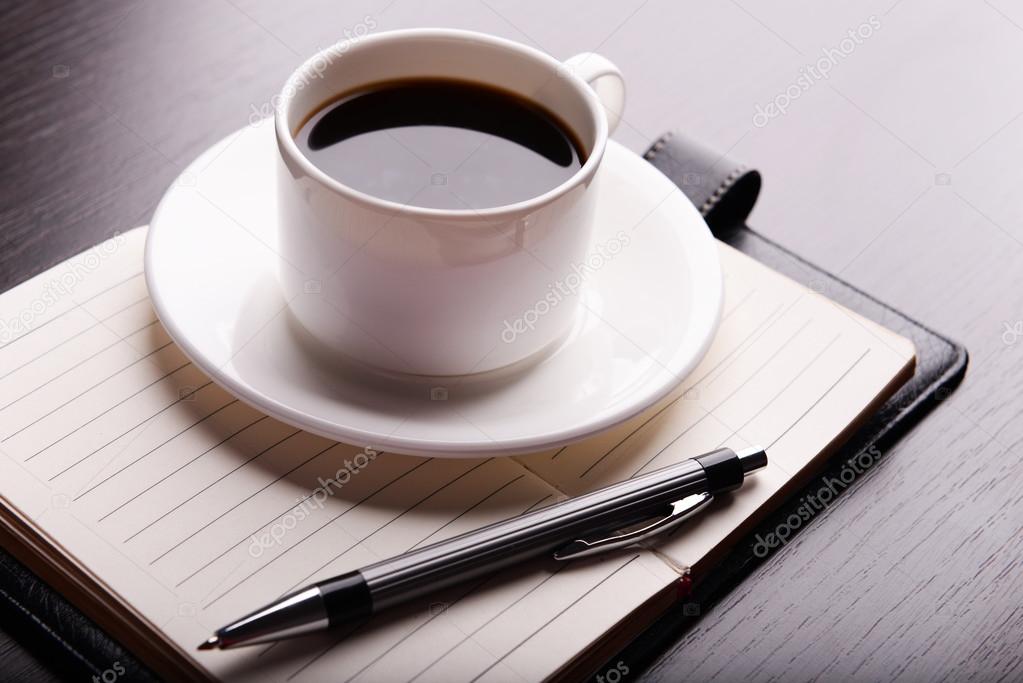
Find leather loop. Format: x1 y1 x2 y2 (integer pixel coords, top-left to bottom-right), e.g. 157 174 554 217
644 131 762 235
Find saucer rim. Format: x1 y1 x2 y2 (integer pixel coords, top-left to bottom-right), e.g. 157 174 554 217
145 127 722 457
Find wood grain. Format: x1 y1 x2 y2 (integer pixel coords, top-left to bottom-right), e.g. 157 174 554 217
2 0 1022 681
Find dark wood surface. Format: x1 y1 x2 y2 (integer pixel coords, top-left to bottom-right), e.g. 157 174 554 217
2 0 1022 681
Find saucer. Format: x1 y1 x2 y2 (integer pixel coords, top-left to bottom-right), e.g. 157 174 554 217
145 122 722 457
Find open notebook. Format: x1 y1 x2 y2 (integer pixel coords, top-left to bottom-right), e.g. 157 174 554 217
0 228 914 681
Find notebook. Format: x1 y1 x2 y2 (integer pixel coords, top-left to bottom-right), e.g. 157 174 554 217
0 227 914 681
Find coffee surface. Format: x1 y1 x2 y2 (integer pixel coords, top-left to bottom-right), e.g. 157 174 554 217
296 79 585 210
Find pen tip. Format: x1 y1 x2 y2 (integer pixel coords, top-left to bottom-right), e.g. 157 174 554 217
198 635 221 651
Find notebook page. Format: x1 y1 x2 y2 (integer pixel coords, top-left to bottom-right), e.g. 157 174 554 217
515 243 915 570
0 227 678 682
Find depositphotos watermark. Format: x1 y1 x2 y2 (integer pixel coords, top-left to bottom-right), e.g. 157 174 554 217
1001 320 1022 346
248 447 379 557
501 231 631 344
595 660 631 683
752 15 881 128
751 445 882 557
91 661 125 683
0 233 126 344
248 16 378 125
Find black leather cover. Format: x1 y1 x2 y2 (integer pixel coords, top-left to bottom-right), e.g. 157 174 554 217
0 132 967 683
0 548 157 681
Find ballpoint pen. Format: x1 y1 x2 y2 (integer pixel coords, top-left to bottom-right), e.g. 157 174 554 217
199 446 767 650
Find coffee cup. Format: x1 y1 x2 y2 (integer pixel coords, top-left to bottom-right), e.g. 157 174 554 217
274 28 625 376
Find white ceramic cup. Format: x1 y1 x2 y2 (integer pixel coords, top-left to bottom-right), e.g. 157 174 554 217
275 28 625 376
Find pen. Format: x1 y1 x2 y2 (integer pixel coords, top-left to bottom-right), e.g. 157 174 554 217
199 446 767 650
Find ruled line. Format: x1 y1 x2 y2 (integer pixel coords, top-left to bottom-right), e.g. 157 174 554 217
141 429 302 556
200 458 440 608
338 575 495 683
408 561 568 683
0 271 143 349
714 333 842 451
73 399 240 501
469 555 640 682
121 421 289 542
549 286 759 462
48 381 215 481
579 307 806 480
8 339 179 445
0 318 160 413
20 358 191 459
768 348 871 449
700 297 802 388
153 441 339 566
721 287 757 322
407 475 526 552
173 450 395 589
98 414 269 524
0 299 154 384
284 621 368 681
628 318 814 478
519 493 554 515
268 459 496 602
206 460 493 610
576 296 797 479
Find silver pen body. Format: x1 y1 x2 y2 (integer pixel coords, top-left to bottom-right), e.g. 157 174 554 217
362 455 708 609
204 447 766 649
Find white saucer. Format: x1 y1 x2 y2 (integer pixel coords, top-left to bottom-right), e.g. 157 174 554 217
145 122 721 457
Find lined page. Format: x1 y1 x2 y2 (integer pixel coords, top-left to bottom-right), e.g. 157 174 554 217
0 228 678 682
515 243 915 570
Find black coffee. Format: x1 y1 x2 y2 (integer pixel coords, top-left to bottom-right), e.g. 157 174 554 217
295 78 586 210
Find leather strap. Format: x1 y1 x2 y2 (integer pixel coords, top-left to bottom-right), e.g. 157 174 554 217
642 131 762 235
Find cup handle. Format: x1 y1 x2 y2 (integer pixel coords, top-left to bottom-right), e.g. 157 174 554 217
563 52 626 135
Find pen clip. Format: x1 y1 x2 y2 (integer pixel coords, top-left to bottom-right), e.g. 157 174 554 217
552 492 714 561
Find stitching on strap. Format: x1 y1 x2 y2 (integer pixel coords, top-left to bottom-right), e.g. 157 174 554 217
698 165 747 217
644 132 750 218
643 130 675 161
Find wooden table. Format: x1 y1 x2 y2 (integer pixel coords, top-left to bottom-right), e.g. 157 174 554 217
2 1 1022 680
